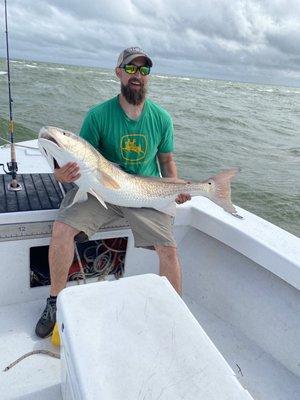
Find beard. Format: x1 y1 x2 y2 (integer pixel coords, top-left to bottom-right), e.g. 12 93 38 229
121 78 147 105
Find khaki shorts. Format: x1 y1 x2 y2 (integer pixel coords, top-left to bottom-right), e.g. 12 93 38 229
56 188 176 250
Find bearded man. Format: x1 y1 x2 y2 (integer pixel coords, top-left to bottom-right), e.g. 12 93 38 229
35 47 190 339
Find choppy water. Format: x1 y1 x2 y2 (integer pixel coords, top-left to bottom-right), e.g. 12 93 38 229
0 59 299 237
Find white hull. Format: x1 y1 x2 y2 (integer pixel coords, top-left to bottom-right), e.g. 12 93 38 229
0 140 299 399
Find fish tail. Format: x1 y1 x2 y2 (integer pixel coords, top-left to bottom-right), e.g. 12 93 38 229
208 168 241 217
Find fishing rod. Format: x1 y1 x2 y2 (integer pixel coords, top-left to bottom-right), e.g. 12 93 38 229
1 0 21 191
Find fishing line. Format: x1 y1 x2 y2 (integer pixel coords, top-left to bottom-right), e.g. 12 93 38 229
0 135 38 150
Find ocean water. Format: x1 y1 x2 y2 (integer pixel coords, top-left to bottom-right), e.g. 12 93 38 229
0 59 299 237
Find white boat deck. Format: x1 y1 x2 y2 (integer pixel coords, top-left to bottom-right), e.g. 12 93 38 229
0 299 61 400
1 294 299 400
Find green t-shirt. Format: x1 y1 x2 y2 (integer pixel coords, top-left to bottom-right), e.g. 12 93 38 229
79 96 174 177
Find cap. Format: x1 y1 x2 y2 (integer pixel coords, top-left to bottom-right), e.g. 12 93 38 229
117 47 153 68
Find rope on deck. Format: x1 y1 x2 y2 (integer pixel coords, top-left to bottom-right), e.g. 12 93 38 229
3 349 60 372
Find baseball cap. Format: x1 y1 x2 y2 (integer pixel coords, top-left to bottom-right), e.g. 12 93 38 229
117 47 153 68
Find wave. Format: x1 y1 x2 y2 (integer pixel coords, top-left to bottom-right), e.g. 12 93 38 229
155 75 170 79
155 75 190 81
102 79 119 84
280 89 300 95
46 67 66 71
0 71 7 75
256 88 275 93
85 70 111 76
224 82 300 96
288 148 300 156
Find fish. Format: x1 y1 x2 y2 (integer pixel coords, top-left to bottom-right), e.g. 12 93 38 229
38 126 242 218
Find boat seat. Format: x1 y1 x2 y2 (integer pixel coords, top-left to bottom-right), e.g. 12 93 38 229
57 274 253 400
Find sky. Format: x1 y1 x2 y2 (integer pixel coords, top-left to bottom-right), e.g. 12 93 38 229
1 0 300 86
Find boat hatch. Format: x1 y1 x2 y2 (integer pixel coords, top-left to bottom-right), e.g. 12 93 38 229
30 237 128 287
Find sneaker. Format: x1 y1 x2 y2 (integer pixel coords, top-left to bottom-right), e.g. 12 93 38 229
35 297 57 338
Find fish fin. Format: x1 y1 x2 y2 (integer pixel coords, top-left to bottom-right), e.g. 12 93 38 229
154 201 177 216
100 172 120 190
66 189 88 208
89 188 108 209
207 167 242 217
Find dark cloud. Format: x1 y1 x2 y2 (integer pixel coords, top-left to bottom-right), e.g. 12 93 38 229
0 0 300 86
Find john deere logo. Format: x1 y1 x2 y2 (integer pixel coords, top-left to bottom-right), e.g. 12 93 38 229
121 134 147 162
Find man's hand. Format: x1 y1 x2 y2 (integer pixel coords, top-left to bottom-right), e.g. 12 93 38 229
157 153 191 205
54 162 81 183
175 193 191 204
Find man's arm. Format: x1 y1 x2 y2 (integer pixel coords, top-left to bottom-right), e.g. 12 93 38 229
157 152 178 179
158 153 191 204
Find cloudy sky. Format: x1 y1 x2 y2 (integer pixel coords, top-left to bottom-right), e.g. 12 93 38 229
1 0 300 86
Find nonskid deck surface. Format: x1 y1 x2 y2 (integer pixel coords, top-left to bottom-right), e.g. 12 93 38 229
0 294 299 400
0 173 74 214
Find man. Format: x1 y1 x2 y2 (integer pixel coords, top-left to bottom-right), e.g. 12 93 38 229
35 47 190 338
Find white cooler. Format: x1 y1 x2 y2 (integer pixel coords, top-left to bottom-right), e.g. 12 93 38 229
57 274 253 400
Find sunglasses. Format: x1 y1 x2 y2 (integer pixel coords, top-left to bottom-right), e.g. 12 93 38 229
123 64 151 76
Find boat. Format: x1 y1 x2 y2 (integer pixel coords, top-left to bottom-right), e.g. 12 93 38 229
0 137 299 399
1 3 299 397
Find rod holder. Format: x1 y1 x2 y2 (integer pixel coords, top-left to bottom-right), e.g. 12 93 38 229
7 179 22 191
